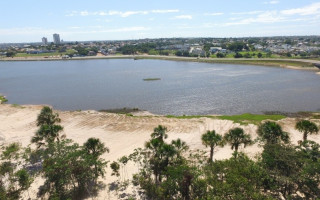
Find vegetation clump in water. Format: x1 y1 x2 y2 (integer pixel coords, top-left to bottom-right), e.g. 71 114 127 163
143 78 161 81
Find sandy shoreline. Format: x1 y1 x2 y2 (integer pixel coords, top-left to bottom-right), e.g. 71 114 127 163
1 55 320 71
1 103 320 199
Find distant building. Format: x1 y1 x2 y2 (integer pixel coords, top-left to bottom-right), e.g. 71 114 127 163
42 37 48 45
53 33 60 44
189 47 205 56
210 47 222 53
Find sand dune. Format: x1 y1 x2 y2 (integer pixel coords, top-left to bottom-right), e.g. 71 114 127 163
1 104 319 199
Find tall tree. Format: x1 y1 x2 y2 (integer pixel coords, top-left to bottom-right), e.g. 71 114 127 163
201 130 223 162
31 106 63 148
40 139 108 199
261 143 302 199
151 125 168 143
83 138 109 158
36 106 61 126
171 138 189 158
224 127 253 157
257 121 289 144
295 120 319 141
83 138 109 180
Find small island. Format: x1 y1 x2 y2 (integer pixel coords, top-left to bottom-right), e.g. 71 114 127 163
143 78 161 81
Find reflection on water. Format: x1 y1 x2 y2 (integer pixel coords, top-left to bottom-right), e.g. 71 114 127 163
0 59 320 115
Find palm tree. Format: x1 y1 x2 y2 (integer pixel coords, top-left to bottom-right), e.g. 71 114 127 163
224 127 253 157
145 135 176 184
151 125 168 142
31 124 63 147
257 121 289 144
171 138 189 153
83 138 109 179
201 130 223 162
171 138 189 158
295 120 319 141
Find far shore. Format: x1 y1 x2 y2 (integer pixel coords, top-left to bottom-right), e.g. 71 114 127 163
1 54 320 71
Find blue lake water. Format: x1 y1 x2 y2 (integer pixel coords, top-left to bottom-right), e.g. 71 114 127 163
0 59 320 115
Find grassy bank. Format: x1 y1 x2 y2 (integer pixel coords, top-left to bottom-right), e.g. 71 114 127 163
135 56 317 69
205 59 315 68
166 113 286 125
218 113 286 125
0 95 8 104
2 54 319 70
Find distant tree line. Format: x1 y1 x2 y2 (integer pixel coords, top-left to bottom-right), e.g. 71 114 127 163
119 43 157 55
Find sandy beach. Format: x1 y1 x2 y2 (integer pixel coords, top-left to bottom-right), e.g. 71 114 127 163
1 104 320 199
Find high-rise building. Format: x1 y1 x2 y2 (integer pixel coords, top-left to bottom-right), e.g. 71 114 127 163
53 33 60 44
42 37 48 45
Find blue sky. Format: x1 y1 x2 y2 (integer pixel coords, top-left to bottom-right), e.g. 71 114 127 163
0 0 320 43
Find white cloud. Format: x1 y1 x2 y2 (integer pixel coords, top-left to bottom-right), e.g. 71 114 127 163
66 9 179 17
151 9 179 13
202 23 221 28
174 15 193 20
99 27 149 33
281 2 320 15
65 11 78 17
98 12 108 16
229 17 243 21
89 26 103 29
205 12 224 16
231 11 264 15
263 1 280 4
69 26 81 29
225 11 284 26
80 11 89 16
120 11 149 17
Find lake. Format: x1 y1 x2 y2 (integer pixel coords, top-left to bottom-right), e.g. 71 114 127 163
0 59 320 115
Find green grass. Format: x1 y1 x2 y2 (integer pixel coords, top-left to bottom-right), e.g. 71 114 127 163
166 113 286 125
0 96 8 103
99 107 139 114
210 51 279 59
11 104 25 108
204 59 315 68
217 113 286 125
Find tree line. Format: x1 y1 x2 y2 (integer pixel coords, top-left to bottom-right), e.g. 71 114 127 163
1 106 319 199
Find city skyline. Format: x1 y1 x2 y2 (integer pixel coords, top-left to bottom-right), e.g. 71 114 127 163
0 0 320 43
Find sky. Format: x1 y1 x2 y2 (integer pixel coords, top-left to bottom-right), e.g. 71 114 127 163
0 0 320 43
